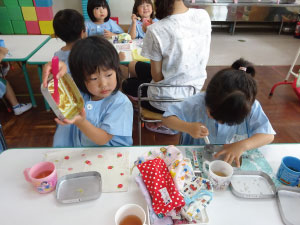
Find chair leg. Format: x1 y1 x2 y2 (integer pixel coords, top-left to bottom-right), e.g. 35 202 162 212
1 98 12 113
0 124 8 151
269 81 293 97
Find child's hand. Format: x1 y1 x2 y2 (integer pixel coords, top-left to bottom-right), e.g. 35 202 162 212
54 108 86 126
188 123 209 139
119 51 125 61
0 47 8 61
214 142 246 167
103 29 113 39
42 61 67 88
131 14 140 23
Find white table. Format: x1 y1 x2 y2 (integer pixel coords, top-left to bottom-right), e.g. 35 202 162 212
27 38 66 110
0 144 299 225
0 35 50 107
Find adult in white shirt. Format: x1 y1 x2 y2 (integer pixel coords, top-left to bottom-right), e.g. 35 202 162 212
122 0 211 113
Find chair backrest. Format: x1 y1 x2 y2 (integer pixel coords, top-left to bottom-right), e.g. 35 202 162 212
0 124 8 152
137 83 197 145
110 17 119 24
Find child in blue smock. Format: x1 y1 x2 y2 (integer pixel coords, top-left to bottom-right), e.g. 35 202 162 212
85 0 124 38
53 9 86 74
0 47 32 116
162 59 276 167
43 36 133 147
128 0 158 39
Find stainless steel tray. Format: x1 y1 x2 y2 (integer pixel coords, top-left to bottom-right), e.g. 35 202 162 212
56 171 102 203
230 170 276 198
277 186 300 225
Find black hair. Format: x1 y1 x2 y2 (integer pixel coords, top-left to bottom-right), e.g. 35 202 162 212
132 0 155 19
68 36 121 96
205 58 257 125
155 0 175 20
87 0 110 22
53 9 85 43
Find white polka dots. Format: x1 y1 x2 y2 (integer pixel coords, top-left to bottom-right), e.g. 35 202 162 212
136 158 185 216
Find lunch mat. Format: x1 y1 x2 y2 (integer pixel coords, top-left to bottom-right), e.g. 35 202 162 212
45 149 129 192
185 147 282 187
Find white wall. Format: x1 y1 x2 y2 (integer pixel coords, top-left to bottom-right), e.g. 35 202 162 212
52 0 133 24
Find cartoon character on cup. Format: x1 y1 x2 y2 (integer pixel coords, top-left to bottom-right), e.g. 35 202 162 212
37 181 52 193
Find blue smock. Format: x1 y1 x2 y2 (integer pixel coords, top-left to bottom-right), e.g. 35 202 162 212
163 93 276 145
128 18 159 39
54 49 71 74
53 91 133 147
85 19 124 37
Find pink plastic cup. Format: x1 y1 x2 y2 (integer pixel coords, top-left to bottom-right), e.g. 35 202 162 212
24 161 57 194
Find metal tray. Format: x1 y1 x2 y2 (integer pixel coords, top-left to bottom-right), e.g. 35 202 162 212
56 171 102 203
230 170 276 198
277 186 300 225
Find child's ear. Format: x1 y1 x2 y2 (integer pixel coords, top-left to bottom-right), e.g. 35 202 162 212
81 30 87 39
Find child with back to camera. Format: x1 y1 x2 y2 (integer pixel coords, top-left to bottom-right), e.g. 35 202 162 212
53 9 86 74
42 36 133 147
85 0 124 38
128 0 159 39
162 59 276 167
122 0 211 114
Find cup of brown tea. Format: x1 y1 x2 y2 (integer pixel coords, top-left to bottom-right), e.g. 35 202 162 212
23 161 57 194
203 160 233 191
115 204 146 225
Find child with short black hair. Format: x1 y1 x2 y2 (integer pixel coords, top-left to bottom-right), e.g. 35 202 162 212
43 36 133 147
85 0 123 38
128 0 158 39
53 9 86 73
162 59 275 167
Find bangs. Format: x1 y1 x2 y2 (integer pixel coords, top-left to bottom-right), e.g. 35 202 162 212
69 36 121 95
94 1 107 8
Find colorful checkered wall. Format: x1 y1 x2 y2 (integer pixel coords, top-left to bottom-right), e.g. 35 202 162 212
0 0 54 35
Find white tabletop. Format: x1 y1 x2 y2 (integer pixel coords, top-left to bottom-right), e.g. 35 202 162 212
0 35 50 61
0 144 299 225
27 38 66 64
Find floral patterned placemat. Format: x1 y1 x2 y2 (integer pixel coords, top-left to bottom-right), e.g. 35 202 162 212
45 148 129 192
185 147 281 187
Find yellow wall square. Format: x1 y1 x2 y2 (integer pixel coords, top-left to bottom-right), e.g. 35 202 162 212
39 20 53 34
21 6 37 21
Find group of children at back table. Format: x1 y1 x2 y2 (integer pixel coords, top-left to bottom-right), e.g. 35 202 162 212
43 0 275 167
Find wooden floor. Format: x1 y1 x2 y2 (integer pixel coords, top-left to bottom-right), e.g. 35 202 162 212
1 62 300 148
